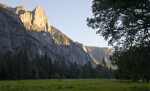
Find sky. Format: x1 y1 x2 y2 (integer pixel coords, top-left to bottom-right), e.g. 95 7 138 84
0 0 111 48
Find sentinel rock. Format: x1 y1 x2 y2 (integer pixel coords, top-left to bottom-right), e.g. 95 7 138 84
15 6 51 32
32 6 51 32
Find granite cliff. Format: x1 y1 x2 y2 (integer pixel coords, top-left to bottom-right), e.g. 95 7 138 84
0 4 113 68
85 46 116 69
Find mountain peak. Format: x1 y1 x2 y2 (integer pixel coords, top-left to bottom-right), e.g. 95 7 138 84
14 5 51 32
35 6 43 11
15 6 28 14
34 6 45 14
32 6 51 32
18 5 27 10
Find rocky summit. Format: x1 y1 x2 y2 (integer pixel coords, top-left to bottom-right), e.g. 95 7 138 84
14 6 51 32
0 4 114 68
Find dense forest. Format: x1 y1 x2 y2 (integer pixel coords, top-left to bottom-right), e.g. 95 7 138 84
0 51 112 80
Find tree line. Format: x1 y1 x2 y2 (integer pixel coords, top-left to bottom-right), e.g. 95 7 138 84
0 51 112 80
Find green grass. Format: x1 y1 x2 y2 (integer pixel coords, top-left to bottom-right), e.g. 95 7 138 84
0 79 150 91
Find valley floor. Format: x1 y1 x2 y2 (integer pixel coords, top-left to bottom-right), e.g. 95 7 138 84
0 79 150 91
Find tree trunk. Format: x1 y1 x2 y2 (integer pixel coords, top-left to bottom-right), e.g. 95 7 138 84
145 76 149 83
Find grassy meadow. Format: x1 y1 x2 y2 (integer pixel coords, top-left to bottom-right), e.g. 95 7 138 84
0 79 150 91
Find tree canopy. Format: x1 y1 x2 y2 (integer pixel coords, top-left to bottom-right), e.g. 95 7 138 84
87 0 150 82
87 0 150 47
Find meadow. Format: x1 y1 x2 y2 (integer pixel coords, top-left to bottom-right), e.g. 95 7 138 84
0 79 150 91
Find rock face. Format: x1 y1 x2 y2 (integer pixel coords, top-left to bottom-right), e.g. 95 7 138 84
0 4 94 66
0 4 113 68
14 6 51 32
85 46 116 69
0 5 27 56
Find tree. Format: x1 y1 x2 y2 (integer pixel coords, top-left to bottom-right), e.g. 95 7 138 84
87 0 150 47
60 60 68 78
73 61 80 78
111 46 150 82
102 58 106 66
47 58 54 78
53 61 60 78
81 61 95 78
87 0 150 82
108 67 112 80
0 61 8 79
21 50 30 79
81 62 90 78
69 62 76 78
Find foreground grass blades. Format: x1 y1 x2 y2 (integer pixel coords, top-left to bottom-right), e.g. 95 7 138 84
0 79 150 91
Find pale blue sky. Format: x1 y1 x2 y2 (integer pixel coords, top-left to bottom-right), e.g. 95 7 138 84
0 0 111 47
